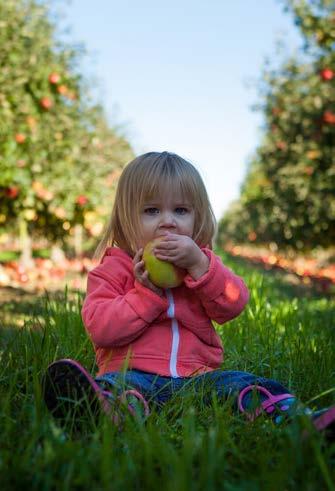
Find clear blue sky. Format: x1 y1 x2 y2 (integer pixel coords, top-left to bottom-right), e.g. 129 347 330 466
58 0 302 220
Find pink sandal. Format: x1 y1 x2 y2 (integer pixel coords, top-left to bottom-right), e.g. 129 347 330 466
312 405 335 440
239 385 335 440
42 359 149 426
238 384 295 421
118 389 150 419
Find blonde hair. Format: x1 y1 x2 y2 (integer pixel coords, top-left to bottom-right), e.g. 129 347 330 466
94 151 217 260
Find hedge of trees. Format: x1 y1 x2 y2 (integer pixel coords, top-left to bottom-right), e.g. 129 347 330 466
218 0 335 252
0 0 134 262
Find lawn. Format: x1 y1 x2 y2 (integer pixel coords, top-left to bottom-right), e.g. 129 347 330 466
0 250 334 490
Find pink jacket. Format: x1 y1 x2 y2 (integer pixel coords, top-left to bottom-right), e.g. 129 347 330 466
81 247 249 378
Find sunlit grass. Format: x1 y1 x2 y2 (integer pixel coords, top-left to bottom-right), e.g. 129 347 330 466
0 251 334 490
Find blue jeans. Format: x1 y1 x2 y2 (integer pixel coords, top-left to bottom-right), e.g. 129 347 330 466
96 369 293 411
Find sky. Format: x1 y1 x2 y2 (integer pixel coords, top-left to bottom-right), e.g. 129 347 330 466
57 0 302 220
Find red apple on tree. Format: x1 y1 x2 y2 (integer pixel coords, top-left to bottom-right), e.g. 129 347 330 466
320 68 334 81
15 133 26 144
5 186 20 199
48 72 60 84
57 84 68 95
323 111 335 125
76 195 88 206
40 97 53 110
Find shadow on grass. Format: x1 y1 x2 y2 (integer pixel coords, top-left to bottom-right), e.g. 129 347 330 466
0 286 82 332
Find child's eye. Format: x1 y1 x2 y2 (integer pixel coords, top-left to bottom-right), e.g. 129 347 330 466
175 207 188 215
144 207 159 214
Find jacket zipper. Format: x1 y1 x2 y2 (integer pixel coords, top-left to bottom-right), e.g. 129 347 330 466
165 288 180 378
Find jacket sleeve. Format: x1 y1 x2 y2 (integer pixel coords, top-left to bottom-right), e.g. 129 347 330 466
81 263 168 348
183 249 249 324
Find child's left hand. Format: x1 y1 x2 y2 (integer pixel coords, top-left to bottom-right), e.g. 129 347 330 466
153 233 209 280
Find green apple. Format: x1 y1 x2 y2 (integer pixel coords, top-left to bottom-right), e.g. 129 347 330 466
143 237 186 288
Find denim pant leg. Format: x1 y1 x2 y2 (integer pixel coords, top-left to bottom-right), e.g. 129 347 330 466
191 370 294 411
96 370 185 406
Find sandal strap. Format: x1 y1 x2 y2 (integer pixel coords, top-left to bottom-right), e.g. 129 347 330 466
238 384 295 420
118 389 150 417
313 405 335 432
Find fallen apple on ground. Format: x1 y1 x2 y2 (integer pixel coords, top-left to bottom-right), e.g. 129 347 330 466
143 237 186 288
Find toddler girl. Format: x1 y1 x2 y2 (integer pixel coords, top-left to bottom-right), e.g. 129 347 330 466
43 151 334 436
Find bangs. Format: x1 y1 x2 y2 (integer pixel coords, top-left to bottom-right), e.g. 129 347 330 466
138 155 198 207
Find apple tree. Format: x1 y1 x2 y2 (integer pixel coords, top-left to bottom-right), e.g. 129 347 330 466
0 0 133 263
218 0 335 252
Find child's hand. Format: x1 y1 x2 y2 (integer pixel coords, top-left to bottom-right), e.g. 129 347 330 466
153 234 209 280
133 249 163 296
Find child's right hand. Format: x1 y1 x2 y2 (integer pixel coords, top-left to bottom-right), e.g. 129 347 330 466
133 249 163 297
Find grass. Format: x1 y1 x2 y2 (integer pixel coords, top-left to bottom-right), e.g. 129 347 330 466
0 248 51 262
0 250 334 490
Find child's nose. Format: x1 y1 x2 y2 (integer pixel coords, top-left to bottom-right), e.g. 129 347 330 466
160 211 176 227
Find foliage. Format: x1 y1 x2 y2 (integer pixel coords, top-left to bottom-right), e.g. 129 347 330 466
219 0 335 251
0 0 133 245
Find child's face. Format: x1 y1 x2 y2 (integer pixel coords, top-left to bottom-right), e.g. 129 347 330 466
139 188 195 247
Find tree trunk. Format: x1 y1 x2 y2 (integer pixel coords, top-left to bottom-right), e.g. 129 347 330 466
19 217 34 269
74 224 83 257
51 243 66 264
